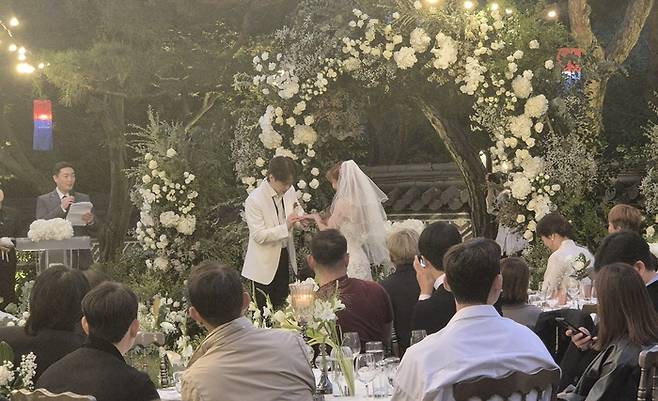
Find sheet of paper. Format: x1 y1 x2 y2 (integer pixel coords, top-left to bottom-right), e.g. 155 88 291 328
66 201 93 226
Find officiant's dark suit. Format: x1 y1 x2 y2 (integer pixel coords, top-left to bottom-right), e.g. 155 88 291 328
411 283 456 335
35 162 98 270
0 189 20 308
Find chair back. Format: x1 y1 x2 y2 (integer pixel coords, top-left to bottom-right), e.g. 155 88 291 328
637 344 658 401
453 368 560 401
534 309 594 363
11 389 96 401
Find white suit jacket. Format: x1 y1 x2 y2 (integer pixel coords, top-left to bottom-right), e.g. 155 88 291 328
242 179 304 285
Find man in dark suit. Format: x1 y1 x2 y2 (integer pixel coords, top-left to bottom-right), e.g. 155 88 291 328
37 282 159 401
0 188 20 308
35 162 98 269
410 222 462 335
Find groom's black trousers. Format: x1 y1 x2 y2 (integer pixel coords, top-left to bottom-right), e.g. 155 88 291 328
255 248 290 311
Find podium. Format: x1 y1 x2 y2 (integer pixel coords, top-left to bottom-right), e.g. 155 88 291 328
15 236 92 273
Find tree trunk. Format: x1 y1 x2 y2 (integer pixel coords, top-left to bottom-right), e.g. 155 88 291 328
418 99 496 239
97 95 133 261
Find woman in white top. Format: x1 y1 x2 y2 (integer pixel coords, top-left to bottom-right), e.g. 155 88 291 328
537 212 594 297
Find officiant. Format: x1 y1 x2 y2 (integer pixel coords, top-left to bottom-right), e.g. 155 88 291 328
0 188 20 308
35 162 98 269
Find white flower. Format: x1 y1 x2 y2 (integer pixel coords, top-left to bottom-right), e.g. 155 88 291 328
304 115 315 126
258 106 283 149
504 137 518 148
148 160 158 170
160 321 176 333
309 179 320 189
275 147 298 160
534 122 544 133
261 51 269 61
509 173 532 199
647 226 656 238
166 148 177 158
307 149 316 158
292 125 318 146
527 220 537 232
512 75 533 98
414 1 422 9
523 230 534 241
144 153 153 161
516 214 526 224
140 211 154 227
392 12 400 19
342 57 361 72
302 193 312 202
524 95 548 118
142 175 152 184
551 184 561 191
410 28 431 53
0 364 14 386
27 218 74 242
393 47 417 69
431 33 458 70
311 168 320 176
544 60 554 70
286 117 296 127
176 215 196 235
272 310 287 324
154 256 169 270
241 176 256 186
521 157 545 179
513 50 524 59
293 101 306 115
509 115 533 139
255 157 266 167
529 40 539 49
297 180 307 189
526 195 552 221
508 62 518 73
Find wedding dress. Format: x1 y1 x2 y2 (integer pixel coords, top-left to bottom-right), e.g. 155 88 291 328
326 161 390 281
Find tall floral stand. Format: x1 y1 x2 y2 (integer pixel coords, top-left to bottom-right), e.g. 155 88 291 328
15 236 91 273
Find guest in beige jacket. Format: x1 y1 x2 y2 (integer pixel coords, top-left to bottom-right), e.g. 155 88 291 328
181 261 315 401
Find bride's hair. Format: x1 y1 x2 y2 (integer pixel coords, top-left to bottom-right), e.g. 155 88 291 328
325 161 343 182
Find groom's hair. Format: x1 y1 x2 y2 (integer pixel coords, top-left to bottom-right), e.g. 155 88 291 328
268 156 296 183
311 229 348 268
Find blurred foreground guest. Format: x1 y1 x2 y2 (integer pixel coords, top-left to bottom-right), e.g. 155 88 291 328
607 204 642 234
0 265 89 380
500 257 541 329
559 263 658 401
381 229 420 355
310 229 393 347
182 261 314 401
538 212 593 298
410 222 462 335
37 282 159 401
0 188 20 308
392 239 556 401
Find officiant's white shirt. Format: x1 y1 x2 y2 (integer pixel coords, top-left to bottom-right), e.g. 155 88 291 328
392 305 558 401
541 239 593 296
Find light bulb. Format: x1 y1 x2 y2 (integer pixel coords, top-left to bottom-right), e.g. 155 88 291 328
16 63 35 74
464 0 474 9
8 44 17 52
9 17 19 27
18 46 26 54
18 54 26 61
491 3 499 11
38 63 45 69
505 8 513 15
547 9 557 18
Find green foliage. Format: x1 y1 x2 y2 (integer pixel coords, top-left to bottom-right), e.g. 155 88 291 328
0 342 14 365
522 241 551 290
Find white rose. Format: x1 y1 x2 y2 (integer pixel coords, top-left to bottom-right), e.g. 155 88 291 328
148 160 158 170
166 148 177 158
527 220 537 231
516 215 526 224
309 179 319 189
255 157 266 167
551 184 561 191
513 50 524 59
392 12 400 19
534 122 544 133
307 149 316 157
393 47 417 70
529 40 539 49
304 115 315 126
509 114 533 138
297 180 307 189
144 153 153 161
176 215 196 235
646 226 655 238
544 59 554 70
142 175 152 184
154 257 169 270
574 260 585 270
311 167 320 176
508 62 518 73
302 193 312 202
292 125 318 146
509 173 532 199
241 176 256 186
512 76 533 98
521 157 545 179
524 94 548 118
410 28 431 53
413 1 422 9
523 230 534 241
286 117 296 127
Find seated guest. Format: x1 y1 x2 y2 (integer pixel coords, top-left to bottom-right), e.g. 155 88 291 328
381 229 421 355
538 212 593 299
309 229 393 347
392 238 557 401
607 204 642 234
500 257 541 329
0 265 89 380
181 261 314 401
37 282 159 401
559 263 658 401
410 222 462 335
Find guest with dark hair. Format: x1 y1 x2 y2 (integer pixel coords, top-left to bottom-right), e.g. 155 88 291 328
182 261 314 401
37 282 159 401
82 269 111 289
381 229 421 355
0 188 21 308
392 239 556 401
607 204 643 234
0 264 89 380
559 263 658 401
537 212 593 298
309 229 393 347
410 222 462 335
500 257 541 328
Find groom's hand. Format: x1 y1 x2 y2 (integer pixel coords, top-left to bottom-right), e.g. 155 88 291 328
287 214 303 230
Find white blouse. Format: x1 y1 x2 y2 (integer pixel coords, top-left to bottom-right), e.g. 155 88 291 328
541 239 594 296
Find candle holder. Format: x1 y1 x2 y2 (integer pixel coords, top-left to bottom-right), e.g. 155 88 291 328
289 281 315 325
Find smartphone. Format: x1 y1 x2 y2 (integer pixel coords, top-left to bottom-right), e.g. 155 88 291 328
418 255 426 268
555 317 589 338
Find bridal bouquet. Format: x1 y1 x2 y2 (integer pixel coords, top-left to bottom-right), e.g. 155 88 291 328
569 253 592 281
27 218 74 242
0 342 36 395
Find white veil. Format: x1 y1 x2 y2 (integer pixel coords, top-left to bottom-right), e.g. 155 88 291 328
330 160 390 266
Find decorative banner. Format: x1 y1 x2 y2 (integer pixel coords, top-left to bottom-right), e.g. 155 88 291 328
557 48 583 89
33 99 53 151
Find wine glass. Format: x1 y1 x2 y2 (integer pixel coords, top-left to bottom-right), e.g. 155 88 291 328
384 357 400 391
364 341 384 364
342 332 361 357
409 329 427 346
355 353 377 397
567 278 581 308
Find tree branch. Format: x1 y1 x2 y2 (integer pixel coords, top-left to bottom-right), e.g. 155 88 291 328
184 92 221 132
568 0 605 60
605 0 655 65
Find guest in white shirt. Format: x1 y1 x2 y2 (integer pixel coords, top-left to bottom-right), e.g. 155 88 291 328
392 238 558 401
537 212 593 298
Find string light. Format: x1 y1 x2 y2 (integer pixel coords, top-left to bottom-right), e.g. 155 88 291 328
463 0 475 10
17 53 26 61
18 46 26 54
16 62 35 74
8 17 19 27
38 62 45 69
8 43 17 52
547 9 557 19
491 3 499 11
505 8 513 15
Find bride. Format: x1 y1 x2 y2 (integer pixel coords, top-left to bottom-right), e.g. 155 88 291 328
310 160 390 280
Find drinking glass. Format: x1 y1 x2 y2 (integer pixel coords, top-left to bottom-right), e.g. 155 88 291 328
342 332 361 357
355 353 377 397
364 341 384 364
580 280 592 301
567 278 581 308
409 330 427 346
384 357 400 392
331 346 354 397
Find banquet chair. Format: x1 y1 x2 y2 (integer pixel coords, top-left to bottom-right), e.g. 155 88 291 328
11 389 96 401
637 344 658 401
534 309 594 363
453 368 560 401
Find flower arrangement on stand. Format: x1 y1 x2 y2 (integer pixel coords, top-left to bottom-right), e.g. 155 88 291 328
26 218 73 242
0 342 36 395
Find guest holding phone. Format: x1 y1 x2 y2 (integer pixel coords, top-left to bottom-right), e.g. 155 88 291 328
558 263 658 401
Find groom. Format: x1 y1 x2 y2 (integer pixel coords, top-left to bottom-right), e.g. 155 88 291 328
242 156 305 309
